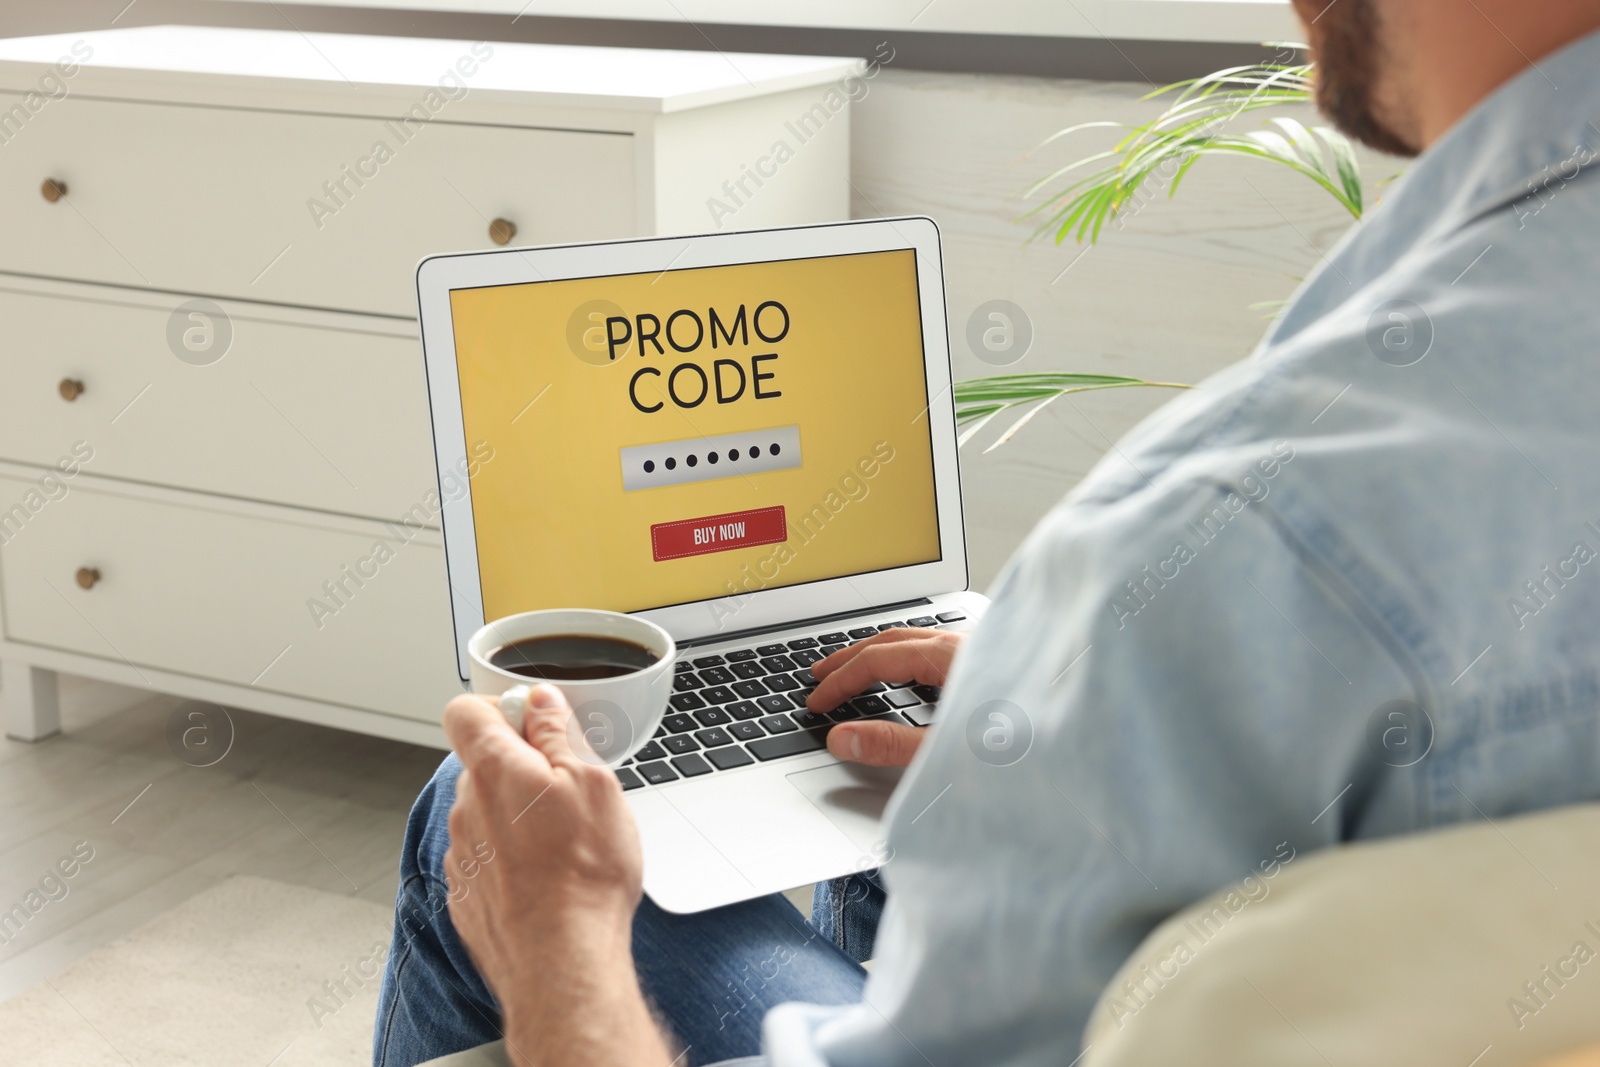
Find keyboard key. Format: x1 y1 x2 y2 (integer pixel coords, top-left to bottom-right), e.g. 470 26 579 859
732 680 769 698
693 707 732 727
653 726 667 738
749 729 827 761
726 700 763 720
790 649 823 667
913 684 942 703
615 767 644 790
821 643 846 656
764 673 800 692
699 666 735 685
904 706 938 727
726 648 759 661
791 709 831 730
794 667 817 685
700 686 737 705
786 637 819 650
672 673 705 691
829 705 861 721
936 611 967 623
907 616 938 628
878 621 908 630
857 682 887 694
669 692 707 712
760 654 799 673
729 720 765 741
756 643 790 656
694 726 735 748
663 734 701 755
818 632 849 645
759 713 798 734
674 661 694 673
692 654 726 668
663 713 699 734
636 760 678 784
847 627 879 640
633 741 667 762
706 746 755 771
851 694 890 715
885 688 922 708
788 693 812 710
860 711 908 725
757 695 794 714
730 661 766 679
671 753 713 778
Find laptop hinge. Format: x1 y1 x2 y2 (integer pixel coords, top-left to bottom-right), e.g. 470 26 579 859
675 598 934 651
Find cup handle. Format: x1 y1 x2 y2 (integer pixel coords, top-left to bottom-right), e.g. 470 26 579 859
497 685 531 732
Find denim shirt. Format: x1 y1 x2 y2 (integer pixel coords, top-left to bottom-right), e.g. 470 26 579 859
766 28 1600 1067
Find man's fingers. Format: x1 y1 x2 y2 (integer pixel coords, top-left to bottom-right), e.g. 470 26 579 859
808 642 945 711
811 628 929 681
445 694 550 777
827 721 924 768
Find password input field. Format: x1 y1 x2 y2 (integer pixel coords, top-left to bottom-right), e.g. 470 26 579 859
620 425 801 491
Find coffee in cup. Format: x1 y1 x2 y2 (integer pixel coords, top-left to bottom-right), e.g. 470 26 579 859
466 608 674 765
487 634 660 680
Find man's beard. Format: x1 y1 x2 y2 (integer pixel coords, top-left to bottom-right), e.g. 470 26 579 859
1302 0 1421 157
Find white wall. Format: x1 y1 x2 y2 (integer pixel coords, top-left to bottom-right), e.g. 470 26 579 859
856 70 1394 590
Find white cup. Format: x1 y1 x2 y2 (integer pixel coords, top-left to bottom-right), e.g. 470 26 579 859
467 608 675 765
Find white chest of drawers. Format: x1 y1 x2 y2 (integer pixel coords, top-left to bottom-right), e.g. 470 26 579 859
0 25 854 746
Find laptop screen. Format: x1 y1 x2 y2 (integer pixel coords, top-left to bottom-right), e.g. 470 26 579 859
448 247 943 621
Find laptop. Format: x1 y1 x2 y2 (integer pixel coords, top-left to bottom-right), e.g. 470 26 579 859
417 216 986 913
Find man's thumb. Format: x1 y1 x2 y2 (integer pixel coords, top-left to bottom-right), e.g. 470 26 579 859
828 721 923 768
520 683 581 766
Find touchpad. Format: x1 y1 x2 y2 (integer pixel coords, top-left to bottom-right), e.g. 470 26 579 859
785 763 902 854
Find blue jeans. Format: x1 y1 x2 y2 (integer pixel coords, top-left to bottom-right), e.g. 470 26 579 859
373 755 886 1067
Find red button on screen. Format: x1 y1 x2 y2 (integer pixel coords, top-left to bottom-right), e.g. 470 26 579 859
651 506 787 562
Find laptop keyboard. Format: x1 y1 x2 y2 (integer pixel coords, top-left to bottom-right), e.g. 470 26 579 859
612 610 967 790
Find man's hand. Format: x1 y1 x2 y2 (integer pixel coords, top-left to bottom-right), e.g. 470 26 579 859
807 627 964 768
443 685 673 1067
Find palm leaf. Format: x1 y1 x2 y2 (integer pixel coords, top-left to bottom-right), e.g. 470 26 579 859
1024 48 1365 244
953 373 1191 449
970 47 1372 453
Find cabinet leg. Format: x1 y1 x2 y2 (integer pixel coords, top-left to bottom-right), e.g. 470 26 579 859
3 661 61 742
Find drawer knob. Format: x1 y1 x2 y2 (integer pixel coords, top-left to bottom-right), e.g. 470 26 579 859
75 567 101 590
58 378 85 401
40 178 68 203
488 218 517 246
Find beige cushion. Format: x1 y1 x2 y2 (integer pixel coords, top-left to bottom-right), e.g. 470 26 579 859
420 1039 508 1066
1083 804 1600 1067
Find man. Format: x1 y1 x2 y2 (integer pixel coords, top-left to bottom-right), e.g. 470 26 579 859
375 0 1600 1062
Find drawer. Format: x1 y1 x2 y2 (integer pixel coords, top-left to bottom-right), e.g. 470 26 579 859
0 476 463 721
0 280 440 520
0 95 635 317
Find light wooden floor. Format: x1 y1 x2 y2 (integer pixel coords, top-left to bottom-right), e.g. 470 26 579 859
0 680 821 1011
0 677 445 1005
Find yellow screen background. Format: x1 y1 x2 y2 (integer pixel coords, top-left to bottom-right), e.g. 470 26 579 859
450 248 942 619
